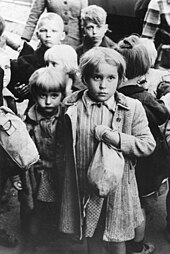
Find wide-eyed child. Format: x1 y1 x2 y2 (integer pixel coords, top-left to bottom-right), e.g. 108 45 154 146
12 66 66 253
76 5 117 62
59 47 156 254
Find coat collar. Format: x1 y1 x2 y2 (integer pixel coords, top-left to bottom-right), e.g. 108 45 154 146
64 89 130 111
26 104 61 124
118 84 146 97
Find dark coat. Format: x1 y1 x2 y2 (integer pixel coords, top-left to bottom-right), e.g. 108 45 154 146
76 35 117 63
8 45 46 100
118 84 169 196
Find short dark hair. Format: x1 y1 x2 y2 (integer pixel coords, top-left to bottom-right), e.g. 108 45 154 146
116 35 150 79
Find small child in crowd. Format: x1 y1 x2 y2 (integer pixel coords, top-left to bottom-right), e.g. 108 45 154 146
76 5 117 62
44 44 86 96
8 12 65 107
59 47 156 254
117 34 169 253
0 15 20 51
12 67 66 253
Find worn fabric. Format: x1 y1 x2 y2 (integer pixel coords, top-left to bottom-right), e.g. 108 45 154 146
142 0 170 47
59 90 156 242
76 35 117 63
17 104 65 212
21 0 88 49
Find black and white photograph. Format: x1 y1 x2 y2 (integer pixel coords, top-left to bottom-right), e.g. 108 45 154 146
0 0 170 253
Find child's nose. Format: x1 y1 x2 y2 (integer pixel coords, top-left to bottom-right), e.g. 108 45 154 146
93 27 97 34
99 79 106 89
46 96 51 104
46 30 52 37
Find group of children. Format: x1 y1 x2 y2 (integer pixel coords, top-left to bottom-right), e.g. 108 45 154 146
0 3 170 254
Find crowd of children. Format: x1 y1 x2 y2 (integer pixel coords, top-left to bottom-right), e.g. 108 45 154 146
0 3 170 254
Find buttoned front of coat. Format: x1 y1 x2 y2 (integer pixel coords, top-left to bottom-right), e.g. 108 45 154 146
22 0 88 48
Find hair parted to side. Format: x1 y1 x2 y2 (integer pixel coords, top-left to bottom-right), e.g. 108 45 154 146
0 16 5 36
29 67 66 98
79 47 126 86
81 5 107 26
116 35 151 79
37 12 64 31
44 44 78 75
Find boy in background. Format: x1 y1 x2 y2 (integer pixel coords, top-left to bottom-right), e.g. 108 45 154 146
76 5 117 62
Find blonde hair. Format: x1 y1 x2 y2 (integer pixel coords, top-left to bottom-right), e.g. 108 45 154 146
81 5 107 26
80 47 126 86
44 44 78 75
29 67 66 97
37 12 64 32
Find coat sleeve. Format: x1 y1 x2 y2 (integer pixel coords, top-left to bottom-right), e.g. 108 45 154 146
21 0 46 41
119 99 156 157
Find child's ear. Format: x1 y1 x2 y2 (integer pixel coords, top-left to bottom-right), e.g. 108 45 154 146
36 31 40 40
104 24 108 33
60 32 66 41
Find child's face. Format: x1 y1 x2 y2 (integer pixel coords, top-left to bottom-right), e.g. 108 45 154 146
37 20 65 48
86 62 119 102
36 91 62 116
0 55 11 87
84 21 108 44
46 59 66 72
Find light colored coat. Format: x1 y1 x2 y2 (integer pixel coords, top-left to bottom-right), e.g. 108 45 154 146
59 90 156 241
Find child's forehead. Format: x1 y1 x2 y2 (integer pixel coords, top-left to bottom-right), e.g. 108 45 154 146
93 62 118 72
85 20 104 27
0 54 10 66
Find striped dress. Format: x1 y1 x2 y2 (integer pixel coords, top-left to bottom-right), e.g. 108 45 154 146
75 90 144 241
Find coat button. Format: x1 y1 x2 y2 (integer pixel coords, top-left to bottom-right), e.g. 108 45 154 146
116 117 121 122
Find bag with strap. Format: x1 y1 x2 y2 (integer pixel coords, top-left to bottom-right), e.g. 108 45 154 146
87 141 125 197
0 106 39 170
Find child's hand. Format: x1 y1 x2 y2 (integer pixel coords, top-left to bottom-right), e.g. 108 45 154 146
12 181 22 191
95 125 113 141
15 83 29 96
95 125 120 148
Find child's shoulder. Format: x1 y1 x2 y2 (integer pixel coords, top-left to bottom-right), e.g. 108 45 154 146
102 35 117 49
116 91 141 107
63 89 86 106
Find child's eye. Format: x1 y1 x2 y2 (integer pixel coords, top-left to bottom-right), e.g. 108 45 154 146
93 75 101 81
107 76 115 81
39 29 46 33
39 94 46 99
51 93 60 99
52 29 58 33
